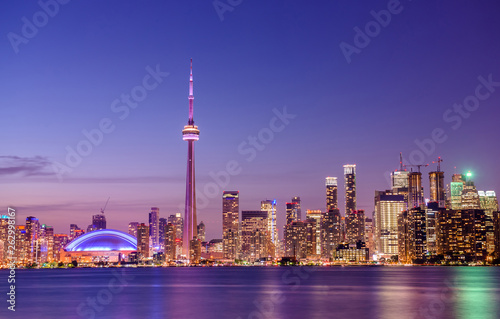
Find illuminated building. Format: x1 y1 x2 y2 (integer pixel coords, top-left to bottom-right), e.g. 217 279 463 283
332 242 369 263
305 210 322 256
292 196 302 221
426 203 439 257
479 191 499 214
375 191 406 255
0 216 9 262
345 210 365 245
450 182 464 209
149 207 160 250
197 221 206 242
391 170 410 206
92 213 106 231
397 208 426 264
223 191 239 260
190 238 201 264
364 217 375 257
182 60 200 261
461 180 481 210
285 202 299 225
408 172 424 208
15 226 27 264
137 223 150 259
241 211 270 261
494 211 500 259
284 221 307 259
159 218 167 252
53 234 69 262
261 199 278 245
128 222 139 238
61 229 137 263
168 213 184 258
165 223 176 261
429 171 445 208
344 164 357 216
320 209 342 259
25 216 40 263
326 177 338 211
69 224 83 241
42 225 55 263
436 209 487 262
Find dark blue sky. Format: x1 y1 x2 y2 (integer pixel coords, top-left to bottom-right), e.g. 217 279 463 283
2 0 500 240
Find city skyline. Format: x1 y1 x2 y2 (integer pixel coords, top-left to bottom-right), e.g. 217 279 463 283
2 1 500 241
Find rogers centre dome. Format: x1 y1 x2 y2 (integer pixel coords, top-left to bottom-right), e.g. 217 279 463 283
65 229 137 252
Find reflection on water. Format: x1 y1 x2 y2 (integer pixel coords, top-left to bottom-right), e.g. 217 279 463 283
1 267 499 319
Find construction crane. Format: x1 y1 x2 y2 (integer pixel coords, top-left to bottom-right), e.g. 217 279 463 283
100 197 110 214
405 164 429 173
432 157 444 172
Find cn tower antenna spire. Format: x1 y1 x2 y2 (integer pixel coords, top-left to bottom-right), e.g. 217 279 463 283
188 58 194 125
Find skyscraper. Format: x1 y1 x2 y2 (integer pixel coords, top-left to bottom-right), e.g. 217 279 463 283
182 59 200 260
25 216 40 263
461 176 481 210
305 210 322 255
344 164 357 216
291 196 302 221
92 213 106 231
285 202 299 225
223 191 239 260
197 221 206 242
429 171 445 208
165 223 177 261
326 177 338 211
159 218 168 251
241 211 270 261
320 209 342 259
408 172 424 208
479 191 499 214
375 191 406 255
345 210 365 245
149 207 160 249
137 223 150 259
261 199 277 244
128 222 139 238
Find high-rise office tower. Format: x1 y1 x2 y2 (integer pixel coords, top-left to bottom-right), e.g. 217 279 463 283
346 210 365 245
429 171 445 208
223 191 239 260
241 211 270 261
344 164 357 216
149 207 160 249
408 172 424 208
197 221 206 242
92 213 106 230
461 174 481 210
261 199 277 244
375 191 406 255
25 216 40 263
284 221 307 259
326 177 338 211
53 234 69 262
292 196 302 221
479 191 499 214
159 218 168 251
43 225 54 263
137 223 150 259
168 213 184 257
165 223 177 261
285 202 299 225
182 60 200 261
320 209 342 259
306 210 322 255
128 222 139 238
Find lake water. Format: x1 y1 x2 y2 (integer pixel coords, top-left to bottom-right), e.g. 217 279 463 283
1 266 499 319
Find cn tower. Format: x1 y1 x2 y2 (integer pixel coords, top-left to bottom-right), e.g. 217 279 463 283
182 59 199 260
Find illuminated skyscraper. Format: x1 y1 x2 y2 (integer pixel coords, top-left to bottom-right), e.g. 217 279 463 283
346 210 365 245
149 207 160 249
168 213 184 257
326 177 338 211
375 191 406 255
137 223 150 259
408 172 424 208
391 155 410 206
261 199 277 244
344 164 357 215
92 213 106 231
397 207 426 264
182 60 200 261
128 222 139 238
25 216 40 263
479 191 499 214
284 221 307 259
429 171 445 208
321 209 342 259
306 210 322 255
461 174 481 210
197 221 206 242
165 223 177 261
53 234 69 262
292 196 302 221
285 202 299 225
241 211 270 261
223 191 239 260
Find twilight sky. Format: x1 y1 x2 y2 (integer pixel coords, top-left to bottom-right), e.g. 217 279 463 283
1 0 500 240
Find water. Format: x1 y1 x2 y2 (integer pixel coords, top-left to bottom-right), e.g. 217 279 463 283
1 266 500 319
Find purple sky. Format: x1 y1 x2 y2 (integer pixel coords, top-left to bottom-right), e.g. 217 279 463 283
2 1 500 240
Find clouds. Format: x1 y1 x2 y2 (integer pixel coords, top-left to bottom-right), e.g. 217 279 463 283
0 155 55 177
